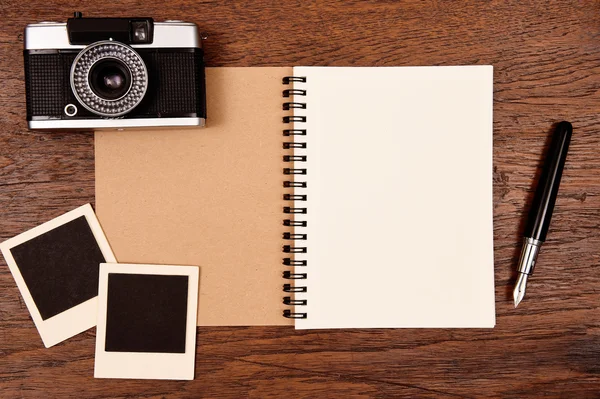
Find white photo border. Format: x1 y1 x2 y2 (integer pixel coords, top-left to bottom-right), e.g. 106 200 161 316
0 204 116 348
95 263 199 380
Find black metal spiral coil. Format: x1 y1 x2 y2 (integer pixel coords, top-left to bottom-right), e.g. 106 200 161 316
282 76 308 320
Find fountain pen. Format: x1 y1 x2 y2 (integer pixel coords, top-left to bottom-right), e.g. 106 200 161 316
513 121 573 307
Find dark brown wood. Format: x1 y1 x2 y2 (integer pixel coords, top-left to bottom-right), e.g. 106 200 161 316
1 1 599 397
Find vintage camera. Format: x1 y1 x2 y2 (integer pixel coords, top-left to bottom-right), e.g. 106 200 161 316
24 13 206 130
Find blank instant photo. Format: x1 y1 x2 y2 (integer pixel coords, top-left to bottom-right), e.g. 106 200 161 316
95 263 199 380
0 204 116 347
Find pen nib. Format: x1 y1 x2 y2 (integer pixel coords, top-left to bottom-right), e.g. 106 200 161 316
513 273 528 308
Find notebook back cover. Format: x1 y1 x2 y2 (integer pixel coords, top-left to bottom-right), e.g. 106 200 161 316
95 67 293 326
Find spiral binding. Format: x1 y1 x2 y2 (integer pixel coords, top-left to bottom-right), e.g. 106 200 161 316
282 75 308 320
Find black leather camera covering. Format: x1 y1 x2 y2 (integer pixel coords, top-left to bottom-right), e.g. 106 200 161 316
24 48 206 121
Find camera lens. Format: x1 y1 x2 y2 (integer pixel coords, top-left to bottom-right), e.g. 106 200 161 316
70 41 148 117
89 59 132 101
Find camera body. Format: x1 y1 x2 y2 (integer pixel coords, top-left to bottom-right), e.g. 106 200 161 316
24 14 206 130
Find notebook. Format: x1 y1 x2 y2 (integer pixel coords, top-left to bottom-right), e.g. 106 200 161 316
95 66 495 328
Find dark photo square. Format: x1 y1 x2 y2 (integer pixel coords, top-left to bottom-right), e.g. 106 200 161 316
105 273 189 354
9 216 106 320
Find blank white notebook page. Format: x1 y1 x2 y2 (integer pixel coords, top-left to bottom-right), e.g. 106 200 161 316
293 66 495 329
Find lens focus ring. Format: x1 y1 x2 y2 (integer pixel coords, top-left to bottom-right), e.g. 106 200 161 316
70 41 148 117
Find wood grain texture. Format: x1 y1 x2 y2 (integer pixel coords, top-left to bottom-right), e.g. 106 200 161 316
1 1 599 397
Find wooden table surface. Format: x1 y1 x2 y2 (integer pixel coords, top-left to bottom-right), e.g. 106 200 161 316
1 1 599 398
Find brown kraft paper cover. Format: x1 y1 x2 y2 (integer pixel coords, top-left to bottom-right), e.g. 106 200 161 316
95 67 294 326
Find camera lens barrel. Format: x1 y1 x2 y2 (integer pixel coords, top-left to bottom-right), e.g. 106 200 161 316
89 58 132 101
70 41 148 117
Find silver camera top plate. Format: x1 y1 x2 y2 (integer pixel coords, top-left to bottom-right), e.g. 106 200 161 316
25 21 201 50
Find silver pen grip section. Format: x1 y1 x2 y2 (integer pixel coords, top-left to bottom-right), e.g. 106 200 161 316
517 237 543 275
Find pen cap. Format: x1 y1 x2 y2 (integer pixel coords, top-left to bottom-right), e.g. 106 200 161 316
525 121 573 241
